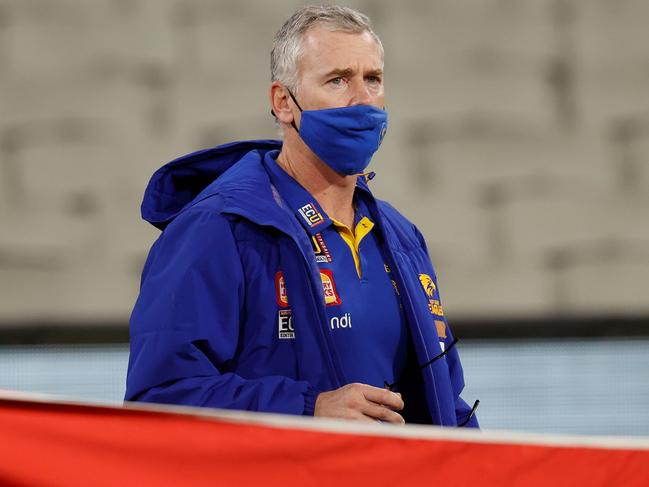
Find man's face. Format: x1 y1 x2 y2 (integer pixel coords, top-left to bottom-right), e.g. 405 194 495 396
293 26 384 113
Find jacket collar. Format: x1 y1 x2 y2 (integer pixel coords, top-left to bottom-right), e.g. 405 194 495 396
196 148 378 237
262 150 333 236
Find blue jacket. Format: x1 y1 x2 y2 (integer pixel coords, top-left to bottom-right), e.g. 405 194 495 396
125 140 478 427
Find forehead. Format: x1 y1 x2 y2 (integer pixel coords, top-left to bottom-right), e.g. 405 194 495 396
298 26 383 76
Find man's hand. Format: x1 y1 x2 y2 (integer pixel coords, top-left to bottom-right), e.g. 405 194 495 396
314 383 405 423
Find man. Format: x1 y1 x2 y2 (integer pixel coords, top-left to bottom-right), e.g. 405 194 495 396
125 5 478 427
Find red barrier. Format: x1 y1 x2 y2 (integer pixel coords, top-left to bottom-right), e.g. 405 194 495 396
0 393 647 486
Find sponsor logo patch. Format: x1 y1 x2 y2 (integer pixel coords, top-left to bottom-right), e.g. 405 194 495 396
320 269 342 306
435 320 447 339
312 233 332 264
298 202 325 227
330 312 352 330
278 309 295 339
275 271 289 308
435 320 447 351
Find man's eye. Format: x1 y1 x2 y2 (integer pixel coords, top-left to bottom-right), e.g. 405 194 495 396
367 76 382 84
329 77 345 85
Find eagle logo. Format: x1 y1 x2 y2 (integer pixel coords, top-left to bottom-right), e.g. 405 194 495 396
418 274 436 298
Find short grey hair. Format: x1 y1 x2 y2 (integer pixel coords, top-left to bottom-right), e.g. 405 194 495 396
271 5 384 94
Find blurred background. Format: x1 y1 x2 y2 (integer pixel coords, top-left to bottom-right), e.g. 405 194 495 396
0 0 648 435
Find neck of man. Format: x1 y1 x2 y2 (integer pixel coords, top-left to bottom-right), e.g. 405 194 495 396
276 131 357 229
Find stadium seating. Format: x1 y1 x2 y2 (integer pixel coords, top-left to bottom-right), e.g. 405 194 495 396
1 0 648 321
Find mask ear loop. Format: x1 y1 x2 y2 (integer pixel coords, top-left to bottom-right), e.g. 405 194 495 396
270 87 302 132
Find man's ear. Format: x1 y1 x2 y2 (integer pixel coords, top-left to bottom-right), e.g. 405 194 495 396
269 82 295 125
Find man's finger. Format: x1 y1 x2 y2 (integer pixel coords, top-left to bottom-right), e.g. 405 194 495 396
361 385 404 411
362 401 405 424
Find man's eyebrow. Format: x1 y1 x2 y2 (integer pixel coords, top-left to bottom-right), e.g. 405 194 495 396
322 68 354 78
365 68 384 77
321 67 384 78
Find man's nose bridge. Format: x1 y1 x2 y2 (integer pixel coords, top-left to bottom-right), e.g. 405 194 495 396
349 75 372 105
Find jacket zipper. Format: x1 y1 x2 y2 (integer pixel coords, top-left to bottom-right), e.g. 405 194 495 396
363 201 446 425
225 205 345 390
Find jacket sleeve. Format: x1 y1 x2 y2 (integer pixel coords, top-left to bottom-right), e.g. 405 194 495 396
125 208 319 416
413 225 480 428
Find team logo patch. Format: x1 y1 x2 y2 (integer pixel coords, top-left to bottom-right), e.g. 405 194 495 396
419 273 444 316
312 233 332 263
278 309 295 339
275 272 289 308
320 269 342 306
379 122 388 146
418 274 437 297
298 202 325 227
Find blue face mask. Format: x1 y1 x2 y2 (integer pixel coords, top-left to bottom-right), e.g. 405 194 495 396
284 90 388 176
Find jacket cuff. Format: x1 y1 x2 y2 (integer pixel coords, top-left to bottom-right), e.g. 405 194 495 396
302 386 320 416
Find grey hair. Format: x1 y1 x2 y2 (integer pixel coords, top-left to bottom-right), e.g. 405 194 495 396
270 5 384 94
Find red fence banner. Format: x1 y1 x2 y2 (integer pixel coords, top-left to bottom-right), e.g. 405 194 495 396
0 392 648 486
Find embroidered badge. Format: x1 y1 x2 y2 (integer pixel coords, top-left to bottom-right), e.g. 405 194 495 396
419 273 445 316
312 233 332 263
435 320 447 339
320 269 342 306
418 273 436 297
275 272 289 308
278 309 295 339
298 202 325 227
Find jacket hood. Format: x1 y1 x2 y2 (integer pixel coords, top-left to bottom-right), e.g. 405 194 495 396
141 139 283 229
